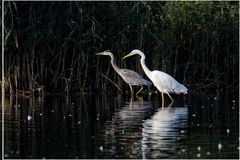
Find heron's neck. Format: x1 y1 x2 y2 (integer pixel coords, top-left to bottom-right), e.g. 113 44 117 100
140 54 151 77
109 54 121 74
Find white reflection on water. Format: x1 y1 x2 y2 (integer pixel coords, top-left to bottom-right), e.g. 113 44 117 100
99 97 153 158
142 107 188 159
99 97 188 159
4 93 238 159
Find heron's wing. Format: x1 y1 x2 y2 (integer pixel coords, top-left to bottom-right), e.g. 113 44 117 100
121 69 143 79
120 69 151 85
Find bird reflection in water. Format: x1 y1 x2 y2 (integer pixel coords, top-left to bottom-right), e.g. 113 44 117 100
98 97 153 158
141 106 188 159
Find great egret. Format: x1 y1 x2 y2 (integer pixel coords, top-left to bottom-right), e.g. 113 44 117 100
122 49 188 107
96 50 151 96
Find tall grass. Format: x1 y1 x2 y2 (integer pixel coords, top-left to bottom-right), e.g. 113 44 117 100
3 1 239 94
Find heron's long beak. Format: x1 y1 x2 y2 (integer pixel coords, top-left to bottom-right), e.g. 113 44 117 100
122 53 133 60
95 52 104 56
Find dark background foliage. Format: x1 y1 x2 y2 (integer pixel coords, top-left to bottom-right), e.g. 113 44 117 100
3 1 239 94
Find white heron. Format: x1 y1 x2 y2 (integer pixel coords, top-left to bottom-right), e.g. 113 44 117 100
96 50 151 96
122 49 188 106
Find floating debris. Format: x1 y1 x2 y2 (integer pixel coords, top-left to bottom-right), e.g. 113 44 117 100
180 130 185 133
218 143 223 150
206 151 210 155
69 114 72 117
40 113 42 116
214 97 217 100
197 124 200 127
227 129 230 133
232 100 235 103
51 109 54 112
99 146 103 152
192 114 196 117
17 104 21 107
201 105 205 109
96 117 99 121
77 121 81 124
27 116 32 121
181 148 186 153
197 153 201 158
197 146 201 151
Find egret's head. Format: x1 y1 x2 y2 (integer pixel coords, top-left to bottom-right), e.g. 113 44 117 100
122 49 143 59
95 50 112 56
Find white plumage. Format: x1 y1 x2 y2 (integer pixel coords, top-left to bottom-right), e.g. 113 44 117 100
123 49 188 106
149 70 188 94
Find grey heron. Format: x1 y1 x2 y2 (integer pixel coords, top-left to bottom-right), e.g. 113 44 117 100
96 50 151 97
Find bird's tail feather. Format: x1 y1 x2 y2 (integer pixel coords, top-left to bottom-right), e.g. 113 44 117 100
180 84 188 94
173 84 188 94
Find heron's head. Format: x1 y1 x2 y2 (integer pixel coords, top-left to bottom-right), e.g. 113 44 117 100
122 49 143 59
95 50 112 56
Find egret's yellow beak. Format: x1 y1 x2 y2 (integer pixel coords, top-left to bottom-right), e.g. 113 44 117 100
122 53 133 60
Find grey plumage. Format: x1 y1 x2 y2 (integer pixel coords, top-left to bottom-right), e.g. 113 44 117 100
120 69 151 86
96 50 151 96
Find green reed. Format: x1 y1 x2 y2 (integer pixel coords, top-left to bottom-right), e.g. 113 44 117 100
3 1 239 95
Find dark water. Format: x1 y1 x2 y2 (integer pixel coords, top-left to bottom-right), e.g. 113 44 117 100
2 91 239 159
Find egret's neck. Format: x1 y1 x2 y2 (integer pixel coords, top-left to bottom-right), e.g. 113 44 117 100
139 53 151 77
109 54 121 74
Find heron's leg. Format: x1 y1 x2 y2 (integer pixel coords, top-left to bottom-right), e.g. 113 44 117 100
136 86 143 96
161 92 164 108
166 92 174 103
129 84 133 97
147 86 152 101
129 97 133 109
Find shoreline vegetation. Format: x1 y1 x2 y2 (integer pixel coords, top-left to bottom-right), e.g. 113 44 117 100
2 1 239 95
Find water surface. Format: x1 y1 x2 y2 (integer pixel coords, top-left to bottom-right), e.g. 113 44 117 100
2 91 239 159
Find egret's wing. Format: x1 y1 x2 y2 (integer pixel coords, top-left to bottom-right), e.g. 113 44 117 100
151 71 187 94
